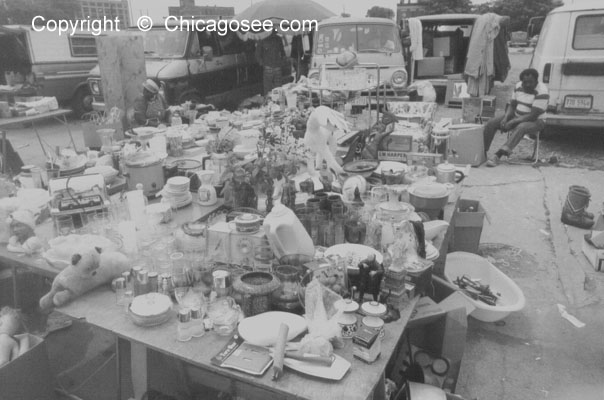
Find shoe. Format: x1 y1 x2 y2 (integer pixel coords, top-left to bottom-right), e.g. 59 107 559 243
561 185 595 229
486 155 499 167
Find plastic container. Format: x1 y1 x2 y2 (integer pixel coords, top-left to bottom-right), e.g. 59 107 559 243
262 204 314 261
444 252 526 322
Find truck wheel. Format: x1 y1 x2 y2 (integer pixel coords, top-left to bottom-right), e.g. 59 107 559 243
72 87 93 118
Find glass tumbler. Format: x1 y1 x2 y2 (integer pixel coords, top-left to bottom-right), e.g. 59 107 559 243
56 215 75 236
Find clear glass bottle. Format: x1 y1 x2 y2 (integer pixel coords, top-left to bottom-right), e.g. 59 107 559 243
177 308 192 342
190 307 205 338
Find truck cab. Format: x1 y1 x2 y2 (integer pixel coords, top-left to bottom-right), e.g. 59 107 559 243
88 24 263 111
308 17 408 95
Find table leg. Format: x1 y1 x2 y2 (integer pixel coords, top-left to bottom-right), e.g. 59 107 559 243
57 115 77 151
116 336 123 400
2 130 6 175
131 342 148 400
11 266 19 309
32 122 49 159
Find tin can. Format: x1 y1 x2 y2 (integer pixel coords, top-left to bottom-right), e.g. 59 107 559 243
212 269 231 297
148 272 159 293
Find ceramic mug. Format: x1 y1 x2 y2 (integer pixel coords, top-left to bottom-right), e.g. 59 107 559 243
338 313 358 339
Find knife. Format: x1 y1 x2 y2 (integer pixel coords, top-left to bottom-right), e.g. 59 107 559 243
284 351 335 367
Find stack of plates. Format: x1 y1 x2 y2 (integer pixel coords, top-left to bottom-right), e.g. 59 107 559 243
161 176 192 208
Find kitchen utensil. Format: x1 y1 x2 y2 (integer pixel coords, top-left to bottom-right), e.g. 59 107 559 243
123 152 165 196
434 162 464 184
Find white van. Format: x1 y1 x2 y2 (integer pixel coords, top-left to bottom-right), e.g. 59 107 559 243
309 17 408 95
529 1 604 129
0 25 99 116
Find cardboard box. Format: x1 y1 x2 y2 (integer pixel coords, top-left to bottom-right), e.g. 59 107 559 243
448 123 486 166
582 235 604 272
416 57 445 77
0 334 56 400
395 296 467 393
452 199 485 254
462 97 482 123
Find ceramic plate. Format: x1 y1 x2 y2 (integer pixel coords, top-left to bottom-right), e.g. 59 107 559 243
425 241 439 261
238 311 307 347
324 244 383 271
283 354 351 381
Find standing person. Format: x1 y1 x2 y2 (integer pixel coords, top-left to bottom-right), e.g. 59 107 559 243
483 68 548 167
132 78 168 127
256 30 286 96
291 32 313 80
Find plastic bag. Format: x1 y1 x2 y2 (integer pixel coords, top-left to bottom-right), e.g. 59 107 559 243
408 80 437 103
304 278 344 349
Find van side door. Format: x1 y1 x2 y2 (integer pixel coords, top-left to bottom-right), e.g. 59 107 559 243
558 11 604 116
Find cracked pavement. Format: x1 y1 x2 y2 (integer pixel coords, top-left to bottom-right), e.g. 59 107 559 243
457 163 604 400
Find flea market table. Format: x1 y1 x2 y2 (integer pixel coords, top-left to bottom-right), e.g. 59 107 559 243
0 182 463 399
0 109 78 166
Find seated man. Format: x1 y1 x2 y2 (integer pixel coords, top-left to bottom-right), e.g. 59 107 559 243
132 78 168 127
484 68 548 167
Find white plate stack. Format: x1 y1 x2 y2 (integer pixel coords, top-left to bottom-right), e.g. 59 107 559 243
160 176 192 208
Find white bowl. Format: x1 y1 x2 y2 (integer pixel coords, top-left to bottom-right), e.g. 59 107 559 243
444 252 526 322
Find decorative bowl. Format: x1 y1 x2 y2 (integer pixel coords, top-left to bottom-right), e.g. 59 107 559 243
342 159 380 178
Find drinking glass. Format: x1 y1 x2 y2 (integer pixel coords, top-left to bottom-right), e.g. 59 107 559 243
171 266 192 308
56 215 75 236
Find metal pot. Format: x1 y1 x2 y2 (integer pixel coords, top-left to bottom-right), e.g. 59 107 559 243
435 162 464 184
123 156 165 196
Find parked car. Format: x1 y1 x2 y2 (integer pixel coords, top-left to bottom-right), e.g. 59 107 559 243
0 25 98 116
529 0 604 129
308 17 409 96
88 24 269 111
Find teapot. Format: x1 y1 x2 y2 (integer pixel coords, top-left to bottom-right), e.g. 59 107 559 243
434 162 464 184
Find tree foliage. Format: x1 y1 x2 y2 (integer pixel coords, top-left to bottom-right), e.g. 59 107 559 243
366 6 395 19
1 0 80 25
424 0 473 15
472 0 562 32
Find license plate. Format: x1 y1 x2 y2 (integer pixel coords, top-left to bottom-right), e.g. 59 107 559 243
564 96 592 110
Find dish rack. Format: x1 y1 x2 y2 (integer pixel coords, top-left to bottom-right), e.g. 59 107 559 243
48 173 110 234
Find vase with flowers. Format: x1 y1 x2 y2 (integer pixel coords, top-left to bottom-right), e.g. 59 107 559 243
219 114 311 212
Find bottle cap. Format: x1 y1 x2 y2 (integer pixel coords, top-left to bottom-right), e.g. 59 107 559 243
178 308 191 323
190 307 202 319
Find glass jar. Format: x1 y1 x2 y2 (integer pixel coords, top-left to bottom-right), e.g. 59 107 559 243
207 296 240 336
273 265 302 303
